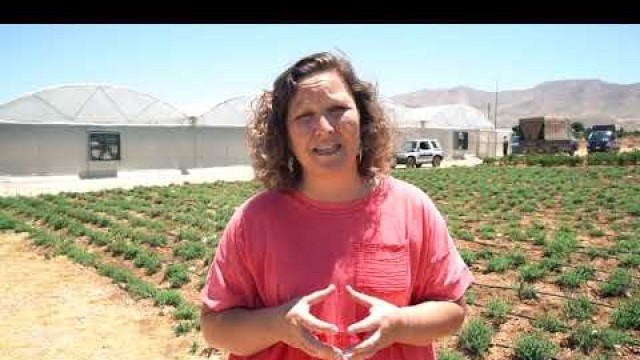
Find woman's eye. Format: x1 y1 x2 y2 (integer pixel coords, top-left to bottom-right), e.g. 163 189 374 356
295 113 313 122
329 106 348 114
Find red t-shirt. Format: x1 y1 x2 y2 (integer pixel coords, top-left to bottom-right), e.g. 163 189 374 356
202 176 473 359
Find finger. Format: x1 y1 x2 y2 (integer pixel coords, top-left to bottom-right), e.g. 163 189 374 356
346 285 376 307
299 329 343 360
347 331 382 360
305 284 336 305
347 315 379 334
297 311 338 334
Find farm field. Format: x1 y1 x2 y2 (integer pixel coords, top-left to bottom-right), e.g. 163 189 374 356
1 165 638 359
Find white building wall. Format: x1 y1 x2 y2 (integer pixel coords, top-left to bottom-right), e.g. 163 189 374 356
0 123 251 177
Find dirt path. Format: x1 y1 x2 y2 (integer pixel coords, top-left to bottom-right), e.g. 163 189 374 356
0 232 222 360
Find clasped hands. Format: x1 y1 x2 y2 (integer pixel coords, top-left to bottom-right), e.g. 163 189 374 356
277 284 403 360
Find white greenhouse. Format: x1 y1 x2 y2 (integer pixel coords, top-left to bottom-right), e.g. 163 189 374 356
0 85 512 178
0 84 250 178
382 100 512 159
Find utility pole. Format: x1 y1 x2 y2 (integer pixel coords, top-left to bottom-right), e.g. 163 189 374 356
494 80 499 156
494 80 498 129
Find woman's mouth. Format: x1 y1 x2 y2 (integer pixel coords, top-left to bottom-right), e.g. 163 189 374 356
313 144 342 156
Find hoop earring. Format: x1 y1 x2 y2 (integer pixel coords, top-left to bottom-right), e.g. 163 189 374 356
288 156 295 173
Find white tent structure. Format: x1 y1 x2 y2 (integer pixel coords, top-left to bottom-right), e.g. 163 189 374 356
0 85 251 178
0 84 511 178
198 95 258 127
382 100 511 159
388 103 494 130
193 95 261 166
0 84 190 126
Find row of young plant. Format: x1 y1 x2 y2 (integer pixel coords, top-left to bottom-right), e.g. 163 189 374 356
440 283 640 359
62 192 218 264
1 166 637 347
0 196 209 291
0 211 200 336
87 181 256 233
59 192 219 263
51 167 640 268
452 222 640 265
397 167 639 227
459 247 638 293
4 201 636 357
441 312 639 360
483 150 640 167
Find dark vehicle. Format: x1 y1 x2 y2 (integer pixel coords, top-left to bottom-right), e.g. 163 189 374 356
588 125 620 153
511 134 523 154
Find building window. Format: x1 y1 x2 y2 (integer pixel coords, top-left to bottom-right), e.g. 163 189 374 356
454 131 469 150
89 132 121 161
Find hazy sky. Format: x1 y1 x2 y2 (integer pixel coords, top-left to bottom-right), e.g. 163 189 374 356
1 24 638 114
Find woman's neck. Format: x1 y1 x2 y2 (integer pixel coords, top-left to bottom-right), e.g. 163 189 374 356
299 172 375 203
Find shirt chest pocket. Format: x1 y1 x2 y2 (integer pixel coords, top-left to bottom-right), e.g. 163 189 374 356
352 241 410 303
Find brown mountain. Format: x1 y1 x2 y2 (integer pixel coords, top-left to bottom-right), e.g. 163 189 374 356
390 80 640 130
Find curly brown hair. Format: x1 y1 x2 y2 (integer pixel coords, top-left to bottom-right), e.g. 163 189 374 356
247 52 394 190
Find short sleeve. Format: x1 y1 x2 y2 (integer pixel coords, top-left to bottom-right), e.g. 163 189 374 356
412 195 473 304
201 208 260 313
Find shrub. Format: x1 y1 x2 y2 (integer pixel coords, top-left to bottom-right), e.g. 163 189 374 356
154 289 184 307
611 298 640 330
600 268 632 297
516 282 539 300
533 311 566 333
174 241 207 261
564 296 596 321
567 323 599 353
484 298 511 325
436 349 465 360
165 263 190 288
174 303 198 320
514 333 557 360
457 318 493 357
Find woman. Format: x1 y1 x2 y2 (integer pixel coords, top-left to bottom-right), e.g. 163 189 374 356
201 52 473 360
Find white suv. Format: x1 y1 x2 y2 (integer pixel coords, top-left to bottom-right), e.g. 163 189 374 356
394 139 445 168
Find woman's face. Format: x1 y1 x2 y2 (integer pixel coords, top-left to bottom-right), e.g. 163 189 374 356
286 70 361 180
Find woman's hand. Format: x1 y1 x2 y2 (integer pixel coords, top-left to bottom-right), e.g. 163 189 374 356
343 285 403 360
276 284 343 360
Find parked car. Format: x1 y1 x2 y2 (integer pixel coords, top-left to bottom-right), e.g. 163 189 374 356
395 139 445 168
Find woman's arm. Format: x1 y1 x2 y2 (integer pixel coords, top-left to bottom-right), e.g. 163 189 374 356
393 295 467 346
201 305 283 356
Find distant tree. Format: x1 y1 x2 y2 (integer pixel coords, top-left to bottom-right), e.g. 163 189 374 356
571 121 585 134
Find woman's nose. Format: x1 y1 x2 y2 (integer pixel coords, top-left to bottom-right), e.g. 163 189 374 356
315 114 336 133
